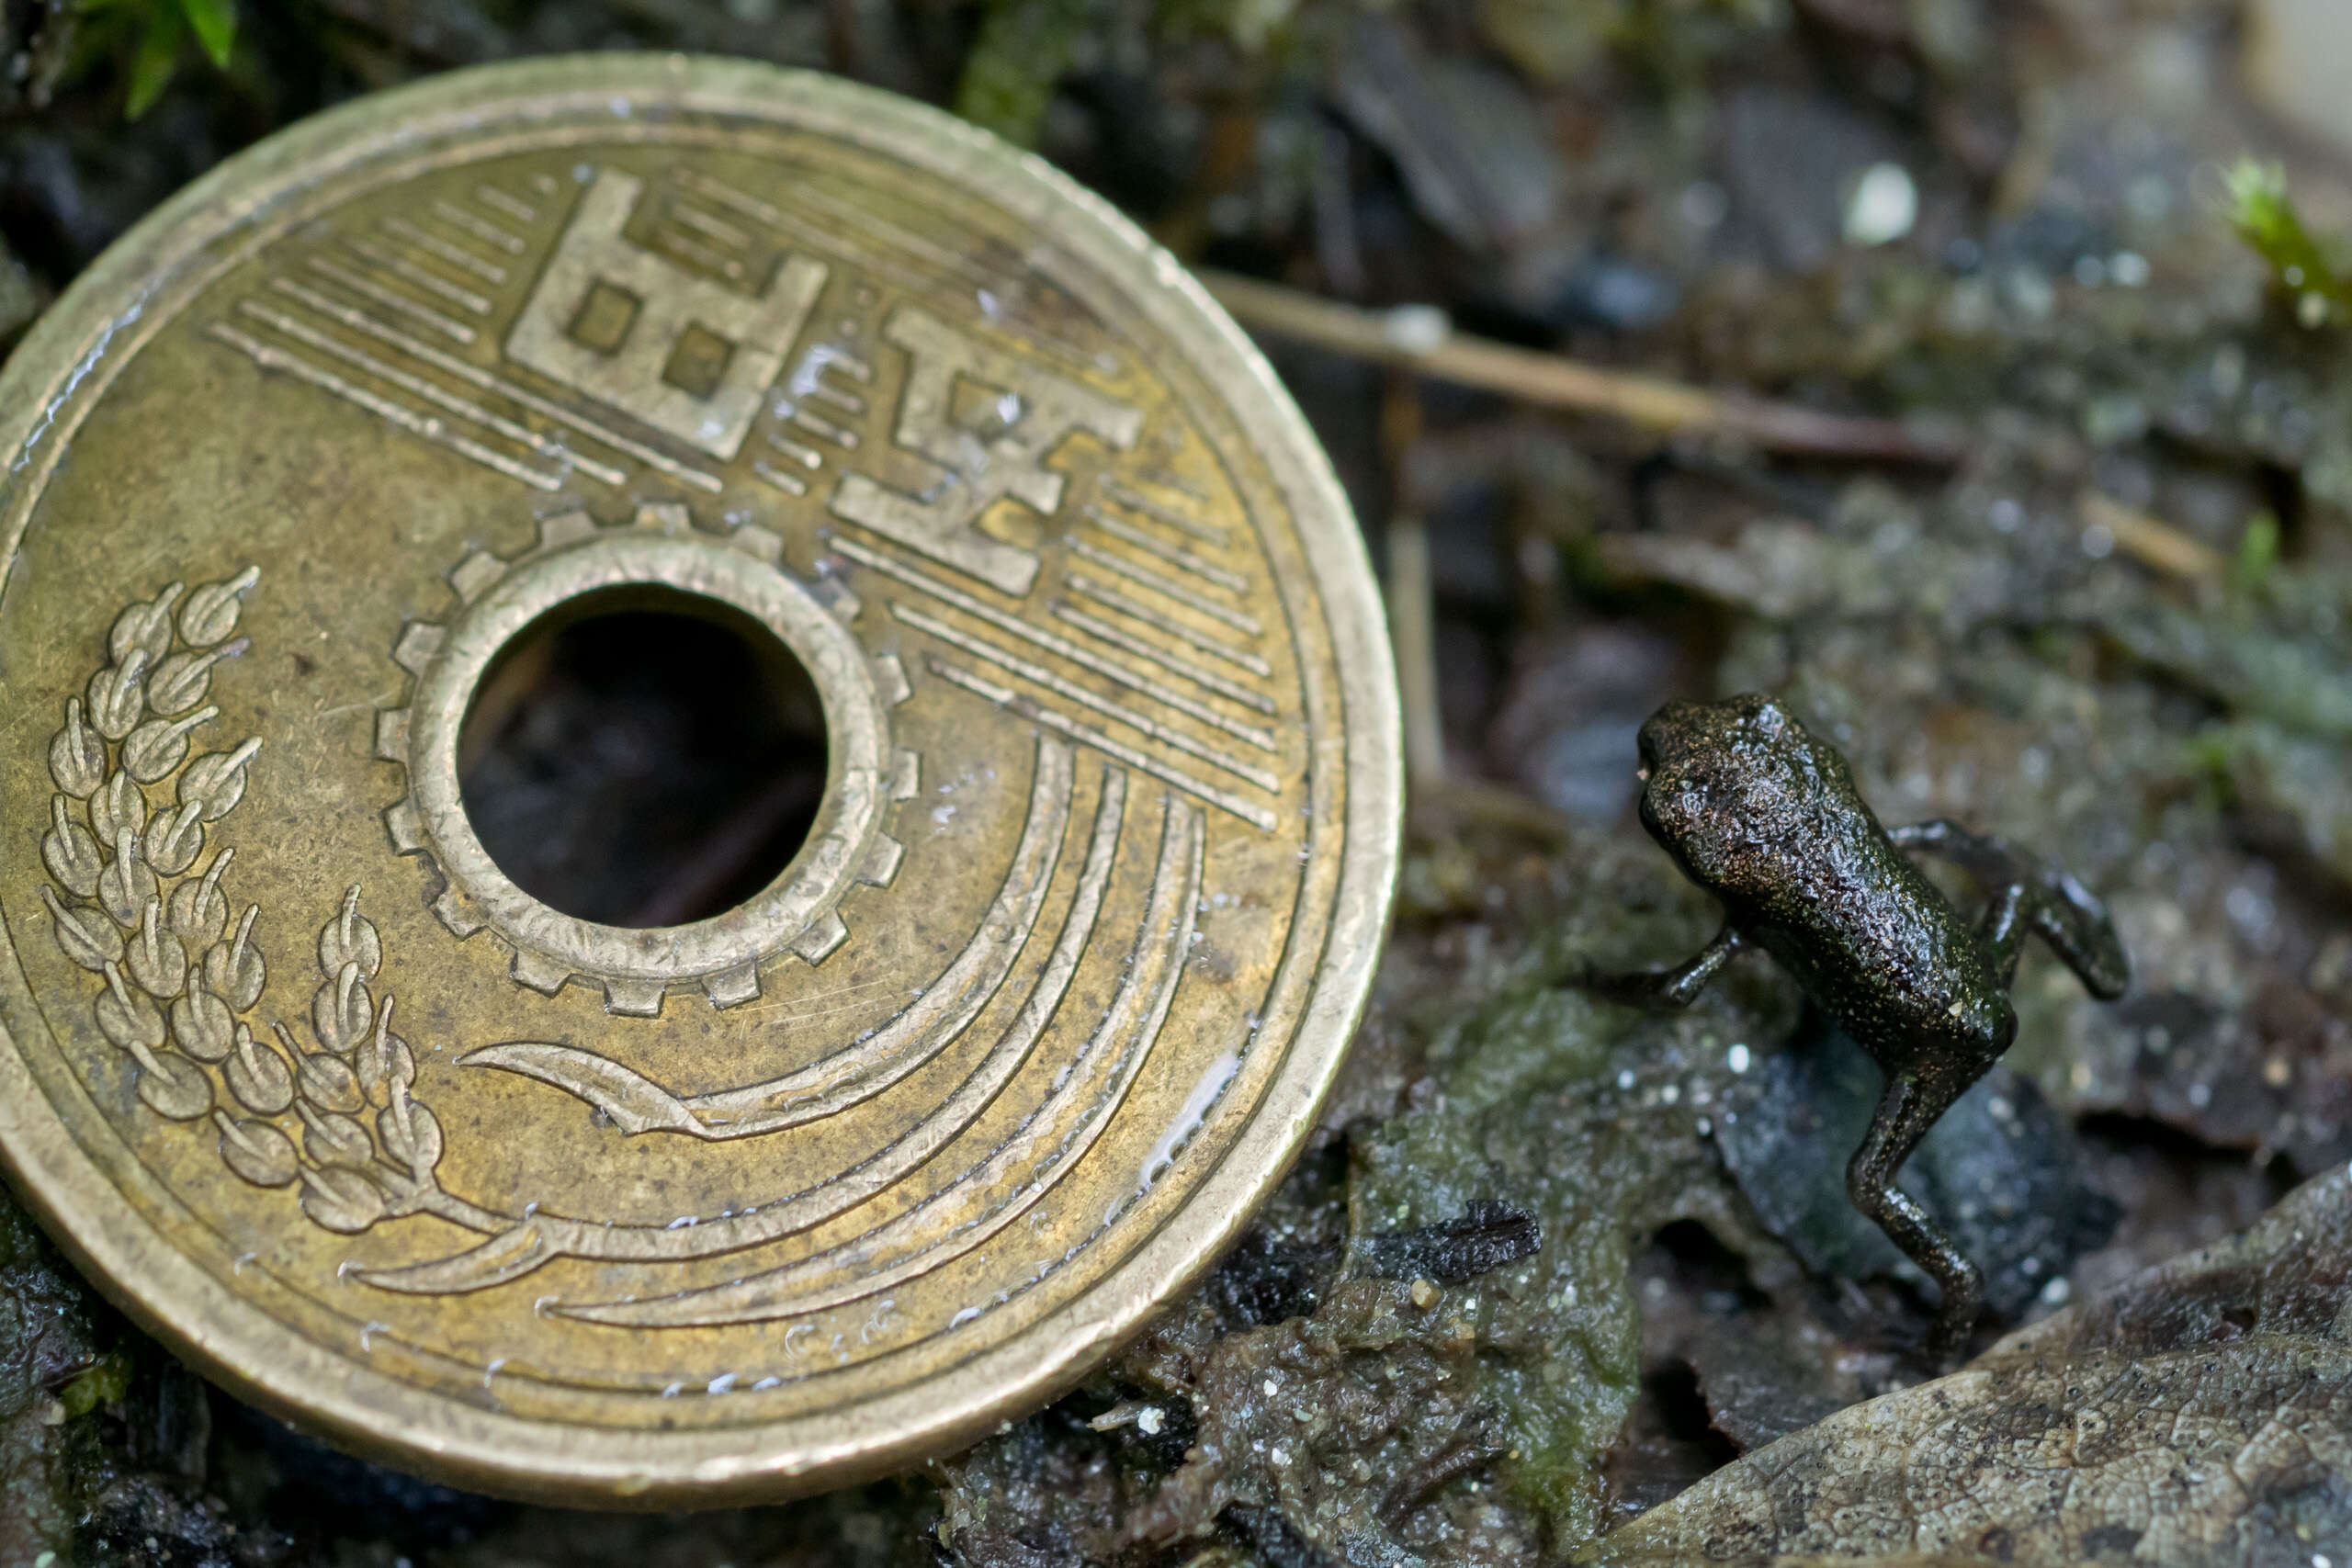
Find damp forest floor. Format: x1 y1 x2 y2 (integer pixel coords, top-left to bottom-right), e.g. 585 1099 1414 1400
8 1 2352 1565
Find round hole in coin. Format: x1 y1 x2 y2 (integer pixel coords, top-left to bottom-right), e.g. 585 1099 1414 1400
455 582 829 929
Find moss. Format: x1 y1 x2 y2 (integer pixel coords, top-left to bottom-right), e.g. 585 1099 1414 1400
2232 509 2281 593
1316 835 1801 1551
951 0 1103 146
2223 158 2352 330
1350 967 1792 1546
57 1352 131 1419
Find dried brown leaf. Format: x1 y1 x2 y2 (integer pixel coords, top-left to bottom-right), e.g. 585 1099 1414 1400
1587 1171 2352 1566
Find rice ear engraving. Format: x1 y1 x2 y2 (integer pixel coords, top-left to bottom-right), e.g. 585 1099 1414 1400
37 570 451 1233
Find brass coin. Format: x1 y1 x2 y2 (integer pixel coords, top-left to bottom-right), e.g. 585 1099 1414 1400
0 57 1398 1503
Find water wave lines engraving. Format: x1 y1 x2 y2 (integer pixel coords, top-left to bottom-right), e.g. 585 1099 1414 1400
556 794 1203 1327
350 741 1196 1306
452 736 1079 1140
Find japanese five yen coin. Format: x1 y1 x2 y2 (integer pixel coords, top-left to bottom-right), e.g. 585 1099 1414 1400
0 55 1398 1503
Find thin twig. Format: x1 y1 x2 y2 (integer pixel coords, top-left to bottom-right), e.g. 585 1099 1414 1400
1383 377 1446 793
2078 491 2224 579
1389 513 1444 791
1201 270 1969 466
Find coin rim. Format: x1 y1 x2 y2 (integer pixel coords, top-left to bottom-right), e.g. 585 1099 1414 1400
0 52 1400 1506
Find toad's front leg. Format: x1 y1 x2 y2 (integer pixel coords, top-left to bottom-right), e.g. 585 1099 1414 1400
1587 922 1744 1009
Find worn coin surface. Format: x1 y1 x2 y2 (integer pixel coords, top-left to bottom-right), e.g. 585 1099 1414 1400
0 56 1397 1503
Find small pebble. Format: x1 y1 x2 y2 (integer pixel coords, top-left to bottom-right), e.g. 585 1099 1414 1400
1409 1278 1440 1309
1844 162 1917 246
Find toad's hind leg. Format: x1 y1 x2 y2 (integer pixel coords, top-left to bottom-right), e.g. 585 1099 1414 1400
1893 819 2129 1000
1980 882 2030 986
1846 1064 1988 1357
2026 872 2130 1000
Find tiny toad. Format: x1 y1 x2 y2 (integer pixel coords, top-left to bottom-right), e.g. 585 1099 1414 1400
1620 693 2128 1352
